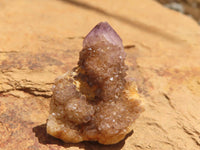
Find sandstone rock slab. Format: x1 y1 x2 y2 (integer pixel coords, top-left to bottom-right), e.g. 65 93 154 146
0 0 200 150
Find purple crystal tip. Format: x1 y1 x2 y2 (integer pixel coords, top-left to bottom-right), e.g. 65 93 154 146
83 22 123 49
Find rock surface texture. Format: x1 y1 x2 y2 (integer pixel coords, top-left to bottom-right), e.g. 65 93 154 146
0 0 200 150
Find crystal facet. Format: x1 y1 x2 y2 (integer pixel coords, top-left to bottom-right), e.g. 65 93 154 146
83 22 123 50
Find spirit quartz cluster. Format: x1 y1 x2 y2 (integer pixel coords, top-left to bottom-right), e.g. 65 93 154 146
47 22 144 144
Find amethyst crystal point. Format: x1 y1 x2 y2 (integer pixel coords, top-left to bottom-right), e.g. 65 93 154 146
79 22 127 101
83 22 123 50
47 22 144 145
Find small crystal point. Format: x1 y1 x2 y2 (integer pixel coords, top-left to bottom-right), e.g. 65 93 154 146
83 22 123 50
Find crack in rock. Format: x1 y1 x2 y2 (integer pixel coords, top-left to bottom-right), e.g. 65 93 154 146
182 126 200 147
0 71 54 98
162 93 175 109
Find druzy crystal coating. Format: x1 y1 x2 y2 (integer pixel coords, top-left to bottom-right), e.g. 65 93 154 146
47 22 144 145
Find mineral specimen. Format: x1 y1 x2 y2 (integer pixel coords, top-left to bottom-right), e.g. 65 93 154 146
47 22 144 145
